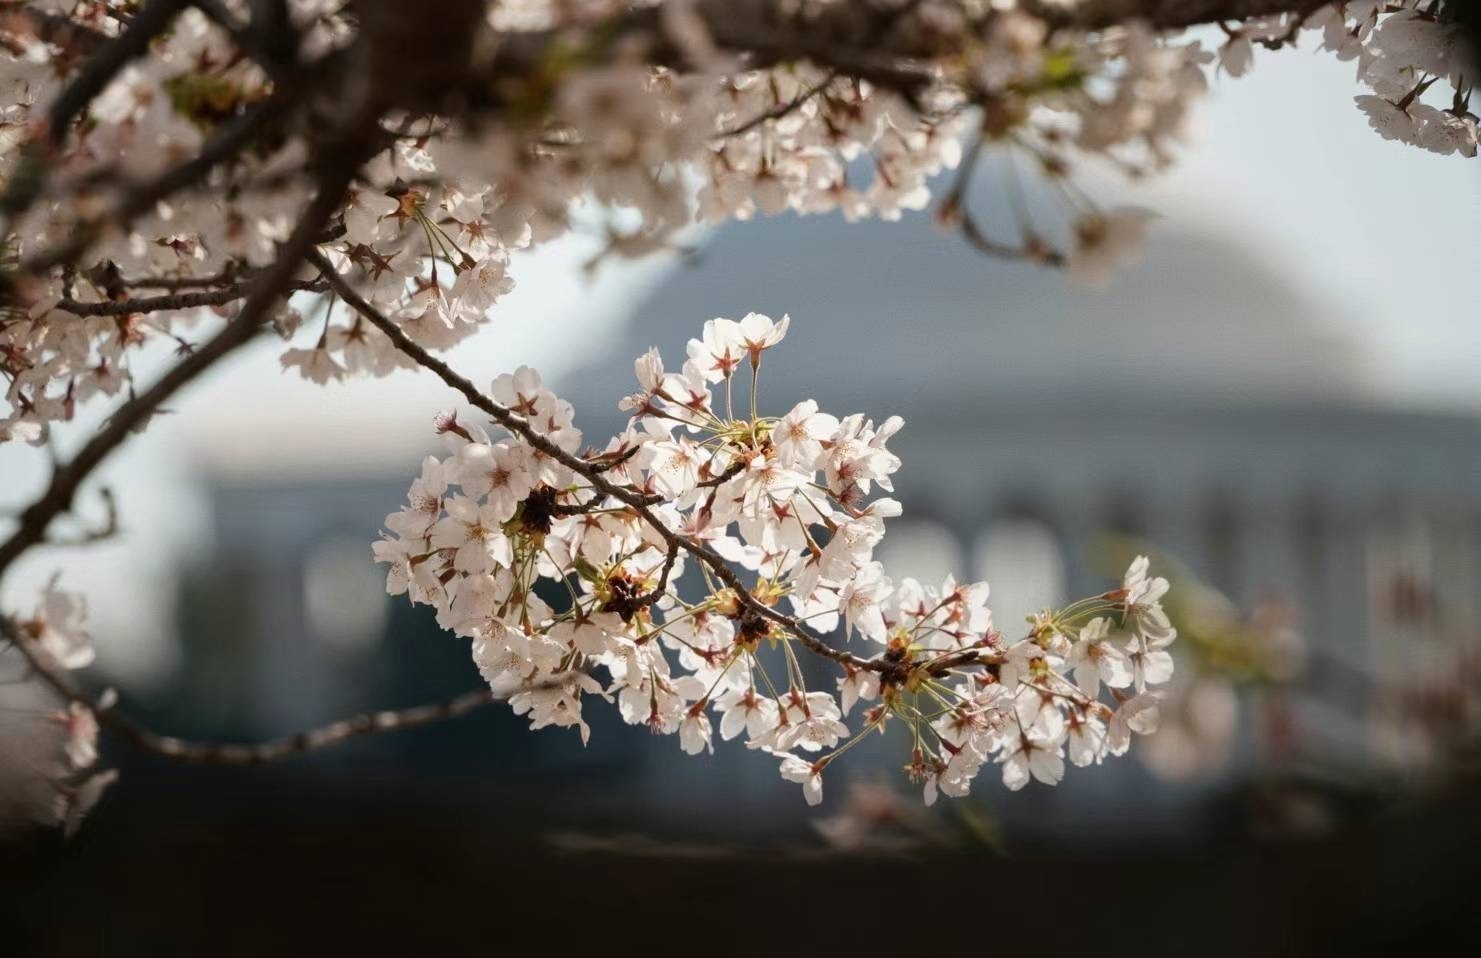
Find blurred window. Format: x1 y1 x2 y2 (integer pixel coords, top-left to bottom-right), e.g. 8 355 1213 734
304 536 389 651
973 518 1066 630
875 519 962 586
1366 510 1437 633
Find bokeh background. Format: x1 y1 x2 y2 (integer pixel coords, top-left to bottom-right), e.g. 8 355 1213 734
4 37 1481 955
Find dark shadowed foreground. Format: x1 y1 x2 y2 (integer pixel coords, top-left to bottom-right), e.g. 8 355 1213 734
1 751 1478 957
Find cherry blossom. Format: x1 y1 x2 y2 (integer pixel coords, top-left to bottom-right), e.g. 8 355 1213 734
55 702 100 771
4 2 1468 452
6 0 1451 830
367 316 1180 805
1068 617 1134 697
1065 208 1157 286
0 582 114 832
779 754 825 807
999 729 1066 791
21 581 95 671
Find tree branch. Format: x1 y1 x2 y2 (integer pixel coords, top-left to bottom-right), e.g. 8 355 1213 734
481 0 1336 113
0 615 562 765
7 0 1337 277
1026 0 1335 31
51 280 325 318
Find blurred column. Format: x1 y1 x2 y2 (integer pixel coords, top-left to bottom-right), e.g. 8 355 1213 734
1142 479 1206 582
1432 499 1477 633
1244 491 1303 625
1324 497 1371 763
1291 488 1329 650
1056 499 1102 600
1199 488 1244 602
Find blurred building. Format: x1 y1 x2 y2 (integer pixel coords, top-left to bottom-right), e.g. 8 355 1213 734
170 196 1481 840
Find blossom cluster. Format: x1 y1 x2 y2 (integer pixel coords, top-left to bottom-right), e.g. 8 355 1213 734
0 2 963 444
4 2 1471 446
0 581 115 834
1208 2 1476 156
373 315 1178 804
1335 2 1477 157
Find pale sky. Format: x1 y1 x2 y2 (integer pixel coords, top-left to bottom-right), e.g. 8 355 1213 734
2 37 1478 685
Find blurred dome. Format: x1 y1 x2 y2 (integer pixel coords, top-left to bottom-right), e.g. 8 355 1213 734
564 194 1377 420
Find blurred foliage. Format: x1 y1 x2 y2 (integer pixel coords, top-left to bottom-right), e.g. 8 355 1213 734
1094 534 1303 687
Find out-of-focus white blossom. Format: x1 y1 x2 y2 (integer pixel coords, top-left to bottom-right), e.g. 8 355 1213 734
20 582 95 670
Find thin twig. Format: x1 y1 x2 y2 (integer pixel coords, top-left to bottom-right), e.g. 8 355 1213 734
937 134 1062 266
717 72 837 138
194 0 300 80
118 269 244 291
31 488 121 549
696 458 748 489
638 545 680 609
